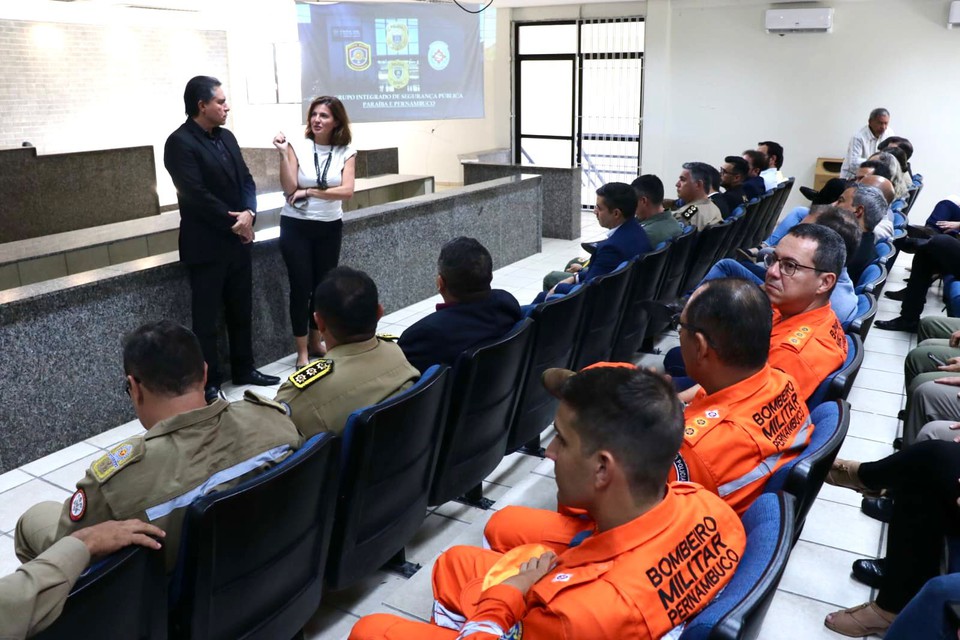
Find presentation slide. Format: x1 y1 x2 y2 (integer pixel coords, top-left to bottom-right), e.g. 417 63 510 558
297 2 485 123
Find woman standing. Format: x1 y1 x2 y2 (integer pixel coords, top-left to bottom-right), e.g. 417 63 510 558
273 96 356 366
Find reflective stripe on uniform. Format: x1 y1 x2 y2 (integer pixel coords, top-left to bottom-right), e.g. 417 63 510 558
433 600 467 630
144 445 292 521
456 621 506 638
716 416 811 497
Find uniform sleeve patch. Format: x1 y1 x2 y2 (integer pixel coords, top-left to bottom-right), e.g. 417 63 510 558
288 359 334 390
682 205 698 219
69 489 86 522
376 333 401 343
91 441 141 483
242 389 291 415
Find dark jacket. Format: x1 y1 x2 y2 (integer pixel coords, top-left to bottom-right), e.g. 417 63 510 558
709 192 731 219
721 186 749 215
743 176 767 201
398 289 523 372
164 119 258 264
848 232 878 283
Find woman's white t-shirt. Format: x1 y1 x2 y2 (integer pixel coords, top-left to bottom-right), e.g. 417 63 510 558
281 138 357 222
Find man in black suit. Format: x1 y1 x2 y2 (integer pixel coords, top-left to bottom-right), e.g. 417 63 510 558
398 237 522 373
163 76 279 402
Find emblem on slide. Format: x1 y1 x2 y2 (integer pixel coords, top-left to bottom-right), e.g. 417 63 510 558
386 22 409 51
428 40 450 71
387 60 411 89
345 41 371 71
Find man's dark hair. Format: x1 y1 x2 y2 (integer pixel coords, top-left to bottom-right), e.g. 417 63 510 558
681 162 716 192
882 145 909 174
596 182 637 219
723 156 750 179
558 367 684 499
879 136 914 160
313 266 379 340
686 278 772 370
183 76 222 118
741 149 767 173
631 174 664 205
869 107 890 121
758 141 784 169
123 320 205 396
810 206 861 266
438 237 493 300
857 159 892 180
786 224 846 277
705 164 722 192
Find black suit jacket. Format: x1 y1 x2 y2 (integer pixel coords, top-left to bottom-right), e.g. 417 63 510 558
164 119 258 264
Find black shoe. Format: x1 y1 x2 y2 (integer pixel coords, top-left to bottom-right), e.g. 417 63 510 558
892 436 903 450
233 369 281 386
851 558 885 589
893 237 928 254
883 288 907 301
861 496 894 523
204 385 224 404
874 317 919 332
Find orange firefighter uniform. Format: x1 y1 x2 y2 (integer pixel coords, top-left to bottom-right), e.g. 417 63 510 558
350 483 745 640
768 303 847 401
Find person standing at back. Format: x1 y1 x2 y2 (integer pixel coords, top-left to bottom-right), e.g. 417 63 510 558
840 108 893 179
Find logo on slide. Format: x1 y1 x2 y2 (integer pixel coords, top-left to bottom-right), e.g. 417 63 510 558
428 41 450 71
386 22 409 51
387 60 410 89
345 41 371 71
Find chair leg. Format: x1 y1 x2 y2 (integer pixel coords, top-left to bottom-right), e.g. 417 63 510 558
456 483 495 510
517 435 546 458
382 547 422 579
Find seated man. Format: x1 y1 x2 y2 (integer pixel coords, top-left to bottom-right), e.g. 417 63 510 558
399 237 522 373
631 174 683 245
741 149 769 199
276 266 420 436
719 155 751 213
672 162 723 231
832 181 888 282
15 320 303 571
351 364 746 640
2 519 164 638
540 182 651 298
839 107 893 180
705 163 731 219
757 140 786 190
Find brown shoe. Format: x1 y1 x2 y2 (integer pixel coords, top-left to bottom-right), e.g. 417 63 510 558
826 460 882 498
824 602 895 637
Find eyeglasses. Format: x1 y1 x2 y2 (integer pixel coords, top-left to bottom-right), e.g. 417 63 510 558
762 253 823 277
123 376 141 397
672 314 718 348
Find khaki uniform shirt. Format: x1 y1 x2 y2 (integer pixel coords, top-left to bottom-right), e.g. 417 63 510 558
673 198 723 231
15 394 302 571
0 536 89 638
274 336 420 438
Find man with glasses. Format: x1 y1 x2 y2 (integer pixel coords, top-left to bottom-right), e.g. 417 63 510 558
13 320 302 572
719 155 750 213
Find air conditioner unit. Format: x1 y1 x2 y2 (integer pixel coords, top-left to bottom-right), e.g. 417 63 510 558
949 1 960 28
765 8 834 33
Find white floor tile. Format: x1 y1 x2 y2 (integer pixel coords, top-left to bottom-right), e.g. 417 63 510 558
324 570 408 618
846 410 899 444
850 369 904 395
303 604 359 640
837 435 895 463
799 499 883 557
0 470 33 495
0 479 70 533
404 513 471 566
0 535 19 577
778 541 873 608
863 336 911 357
42 452 103 491
758 590 853 640
84 419 145 449
845 388 903 418
20 442 102 478
861 350 905 372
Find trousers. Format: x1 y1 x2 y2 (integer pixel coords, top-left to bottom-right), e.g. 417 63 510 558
279 216 343 337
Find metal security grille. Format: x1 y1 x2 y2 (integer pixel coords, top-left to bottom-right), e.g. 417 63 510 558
514 17 644 209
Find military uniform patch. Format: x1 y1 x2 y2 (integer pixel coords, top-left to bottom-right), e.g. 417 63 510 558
243 390 291 415
682 205 699 220
289 359 334 390
705 409 720 419
69 489 86 522
377 333 401 343
694 417 708 427
504 623 523 639
91 441 141 483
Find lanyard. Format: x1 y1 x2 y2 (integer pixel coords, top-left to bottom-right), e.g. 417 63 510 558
313 144 333 189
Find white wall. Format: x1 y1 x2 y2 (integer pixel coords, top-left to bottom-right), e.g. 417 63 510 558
641 0 960 217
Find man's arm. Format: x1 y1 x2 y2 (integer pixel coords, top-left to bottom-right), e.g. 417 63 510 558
841 135 865 179
163 133 236 232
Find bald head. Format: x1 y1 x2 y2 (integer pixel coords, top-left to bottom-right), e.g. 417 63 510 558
859 175 894 204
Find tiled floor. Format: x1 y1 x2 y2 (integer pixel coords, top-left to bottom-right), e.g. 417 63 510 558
0 212 932 639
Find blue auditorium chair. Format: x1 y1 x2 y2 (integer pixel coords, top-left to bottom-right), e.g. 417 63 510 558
944 275 960 317
764 400 850 536
33 545 166 640
679 493 795 640
325 365 450 589
854 262 887 296
806 334 863 411
571 261 633 369
429 318 533 508
610 245 670 362
846 293 878 340
169 432 341 640
507 286 587 455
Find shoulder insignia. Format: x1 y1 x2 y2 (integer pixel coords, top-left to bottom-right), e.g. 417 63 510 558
377 333 400 343
243 389 291 415
289 359 334 390
69 489 86 522
682 407 724 442
91 440 142 484
785 327 811 349
682 205 698 219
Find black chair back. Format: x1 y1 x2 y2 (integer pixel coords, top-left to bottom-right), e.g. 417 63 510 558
325 366 450 590
610 245 670 362
571 261 634 369
678 220 735 295
429 318 534 506
507 288 588 452
760 178 795 241
170 433 341 640
736 197 765 251
33 546 166 640
655 226 698 302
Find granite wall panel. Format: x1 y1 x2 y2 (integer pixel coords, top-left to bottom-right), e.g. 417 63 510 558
241 147 400 194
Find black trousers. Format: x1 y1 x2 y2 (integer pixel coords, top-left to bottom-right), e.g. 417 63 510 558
186 248 254 386
858 440 960 612
901 235 960 320
279 215 343 337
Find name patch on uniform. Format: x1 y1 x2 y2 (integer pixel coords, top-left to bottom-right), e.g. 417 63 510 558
552 573 573 582
672 454 690 482
69 489 86 522
91 441 140 483
289 359 334 390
